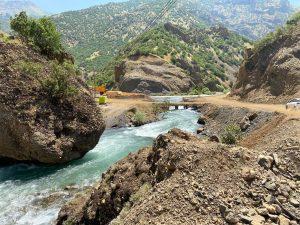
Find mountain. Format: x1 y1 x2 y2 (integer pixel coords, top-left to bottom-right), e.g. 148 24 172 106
0 0 49 32
52 0 294 75
231 12 300 103
108 23 251 93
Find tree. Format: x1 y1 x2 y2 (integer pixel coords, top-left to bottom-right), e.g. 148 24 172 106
29 18 62 56
10 11 31 42
10 12 63 57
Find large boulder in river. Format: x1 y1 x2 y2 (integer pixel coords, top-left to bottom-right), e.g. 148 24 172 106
0 42 105 164
115 55 194 94
231 21 300 103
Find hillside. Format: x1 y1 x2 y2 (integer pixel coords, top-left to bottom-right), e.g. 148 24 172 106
0 34 105 164
231 12 300 103
52 0 294 74
0 0 48 32
105 23 251 93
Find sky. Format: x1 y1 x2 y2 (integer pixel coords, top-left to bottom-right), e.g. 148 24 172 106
31 0 300 14
290 0 300 7
31 0 126 13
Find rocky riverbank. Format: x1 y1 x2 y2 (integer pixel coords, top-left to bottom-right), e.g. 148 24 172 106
100 98 165 128
56 102 300 225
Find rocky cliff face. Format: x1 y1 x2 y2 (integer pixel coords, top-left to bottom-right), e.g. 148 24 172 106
231 23 300 103
0 42 105 164
116 55 194 94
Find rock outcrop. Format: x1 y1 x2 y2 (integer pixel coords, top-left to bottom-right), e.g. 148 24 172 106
0 42 105 164
115 55 194 94
231 22 300 103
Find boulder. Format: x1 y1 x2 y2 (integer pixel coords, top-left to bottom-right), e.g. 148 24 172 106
239 116 251 131
258 155 274 169
197 116 207 125
209 135 220 143
197 127 205 134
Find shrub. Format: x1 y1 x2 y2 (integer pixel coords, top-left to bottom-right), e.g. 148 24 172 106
221 124 242 145
132 111 146 126
41 61 78 98
11 12 63 57
287 12 300 26
14 60 43 78
29 18 62 56
152 104 162 115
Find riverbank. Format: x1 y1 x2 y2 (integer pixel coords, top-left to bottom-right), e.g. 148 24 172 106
56 97 300 225
99 98 162 128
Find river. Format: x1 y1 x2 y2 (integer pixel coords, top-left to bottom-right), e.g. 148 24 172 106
0 105 200 225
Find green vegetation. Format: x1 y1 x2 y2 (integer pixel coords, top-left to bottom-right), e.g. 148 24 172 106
41 61 78 98
14 60 43 78
95 24 250 91
11 12 63 57
221 124 242 145
132 111 146 127
189 87 214 95
13 58 79 99
254 11 300 52
52 0 293 77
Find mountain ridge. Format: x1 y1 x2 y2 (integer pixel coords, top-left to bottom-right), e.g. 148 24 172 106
0 0 49 32
52 0 295 76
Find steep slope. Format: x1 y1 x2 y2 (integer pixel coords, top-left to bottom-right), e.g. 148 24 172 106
111 23 250 93
0 37 105 164
0 0 48 32
52 0 294 73
231 13 300 103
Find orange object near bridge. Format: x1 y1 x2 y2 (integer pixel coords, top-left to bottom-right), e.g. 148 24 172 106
95 85 106 94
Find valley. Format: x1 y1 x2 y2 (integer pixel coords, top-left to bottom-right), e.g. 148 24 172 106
0 1 299 225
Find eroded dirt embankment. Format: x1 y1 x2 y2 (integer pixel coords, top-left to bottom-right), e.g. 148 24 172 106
56 102 300 225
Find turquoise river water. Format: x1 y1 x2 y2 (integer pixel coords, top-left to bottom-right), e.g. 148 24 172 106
0 106 200 225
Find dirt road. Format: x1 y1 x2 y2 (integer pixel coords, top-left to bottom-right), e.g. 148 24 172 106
101 95 300 120
189 95 300 118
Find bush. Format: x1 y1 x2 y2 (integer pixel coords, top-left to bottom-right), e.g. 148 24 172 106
11 12 63 56
287 12 300 26
221 124 241 145
14 60 43 77
41 61 78 98
132 111 146 126
152 104 162 116
189 87 214 95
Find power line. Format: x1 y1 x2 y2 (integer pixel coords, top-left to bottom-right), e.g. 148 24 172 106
143 0 179 32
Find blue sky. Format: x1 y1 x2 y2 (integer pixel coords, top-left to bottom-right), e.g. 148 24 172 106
290 0 300 7
31 0 300 13
31 0 126 13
